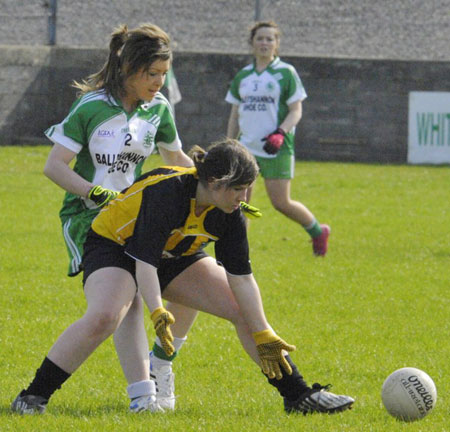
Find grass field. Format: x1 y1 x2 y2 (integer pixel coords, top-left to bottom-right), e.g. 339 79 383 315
0 146 449 431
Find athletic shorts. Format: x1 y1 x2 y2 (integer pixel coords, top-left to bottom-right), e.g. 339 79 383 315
61 210 98 277
82 230 208 291
255 153 295 179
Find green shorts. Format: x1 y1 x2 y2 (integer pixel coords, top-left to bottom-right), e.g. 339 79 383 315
255 153 295 179
61 209 99 276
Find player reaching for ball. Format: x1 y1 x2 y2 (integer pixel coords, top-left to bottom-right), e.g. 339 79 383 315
12 139 354 415
226 20 330 256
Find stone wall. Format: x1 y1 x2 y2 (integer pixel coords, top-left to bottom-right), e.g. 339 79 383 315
1 46 449 163
2 1 449 162
1 0 449 61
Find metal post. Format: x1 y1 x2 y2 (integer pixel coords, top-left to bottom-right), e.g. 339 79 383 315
48 0 57 45
255 0 263 21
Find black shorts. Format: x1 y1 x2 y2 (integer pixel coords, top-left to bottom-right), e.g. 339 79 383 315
82 230 208 290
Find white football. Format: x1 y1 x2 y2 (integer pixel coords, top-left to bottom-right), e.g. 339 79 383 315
381 367 437 421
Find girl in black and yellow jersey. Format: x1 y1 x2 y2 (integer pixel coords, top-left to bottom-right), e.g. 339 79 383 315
12 139 354 415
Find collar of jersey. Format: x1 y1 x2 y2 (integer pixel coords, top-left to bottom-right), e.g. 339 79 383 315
190 197 215 219
252 56 280 75
109 94 147 117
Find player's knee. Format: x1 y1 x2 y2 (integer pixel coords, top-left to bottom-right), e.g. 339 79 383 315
271 198 290 214
225 302 246 328
129 294 144 314
84 310 119 341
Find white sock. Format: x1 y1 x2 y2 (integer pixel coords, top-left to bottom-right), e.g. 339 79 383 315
152 336 187 367
303 218 317 230
172 336 187 352
127 379 156 399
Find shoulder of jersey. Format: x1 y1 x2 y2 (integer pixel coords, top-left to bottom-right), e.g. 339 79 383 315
140 92 174 116
235 63 255 77
70 89 116 113
78 89 113 104
271 58 296 72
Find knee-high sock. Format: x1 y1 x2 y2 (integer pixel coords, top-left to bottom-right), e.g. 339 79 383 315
23 357 71 401
266 355 310 401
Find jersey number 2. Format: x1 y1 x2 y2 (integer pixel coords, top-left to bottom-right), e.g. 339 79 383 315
124 133 132 146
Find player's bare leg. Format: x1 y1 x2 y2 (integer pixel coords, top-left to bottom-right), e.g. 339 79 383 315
12 268 160 414
114 294 149 384
264 179 330 256
163 256 259 363
264 178 314 225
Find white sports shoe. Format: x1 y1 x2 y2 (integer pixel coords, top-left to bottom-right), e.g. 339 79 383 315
150 352 176 410
129 394 164 413
129 379 163 413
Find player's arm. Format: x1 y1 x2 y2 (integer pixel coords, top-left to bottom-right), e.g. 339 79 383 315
159 147 193 168
262 100 303 155
44 143 93 197
279 99 303 132
44 142 118 207
226 272 296 379
135 260 175 356
227 104 240 138
226 272 269 332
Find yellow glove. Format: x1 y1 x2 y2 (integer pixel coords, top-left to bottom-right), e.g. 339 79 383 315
88 185 119 207
240 202 262 219
253 329 296 380
151 307 175 357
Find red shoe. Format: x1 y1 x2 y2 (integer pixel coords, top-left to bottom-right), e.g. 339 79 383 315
312 224 330 256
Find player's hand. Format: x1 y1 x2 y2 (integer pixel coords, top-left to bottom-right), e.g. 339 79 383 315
262 128 286 155
87 185 119 207
151 307 175 357
240 202 262 219
253 329 296 380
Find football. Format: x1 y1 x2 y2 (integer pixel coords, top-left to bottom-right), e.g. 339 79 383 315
381 367 437 422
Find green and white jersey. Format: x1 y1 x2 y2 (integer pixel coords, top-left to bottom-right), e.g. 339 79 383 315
225 57 307 158
45 90 182 217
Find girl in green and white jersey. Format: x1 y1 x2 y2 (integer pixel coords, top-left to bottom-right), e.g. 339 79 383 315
226 21 330 256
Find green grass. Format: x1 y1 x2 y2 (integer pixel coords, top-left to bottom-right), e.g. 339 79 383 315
0 146 449 431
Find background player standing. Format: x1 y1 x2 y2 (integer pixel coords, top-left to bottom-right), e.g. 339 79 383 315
226 21 330 256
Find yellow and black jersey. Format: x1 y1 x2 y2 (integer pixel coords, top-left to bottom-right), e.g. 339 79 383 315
92 166 251 275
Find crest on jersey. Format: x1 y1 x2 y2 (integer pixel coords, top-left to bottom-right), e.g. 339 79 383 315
143 131 154 148
266 82 275 92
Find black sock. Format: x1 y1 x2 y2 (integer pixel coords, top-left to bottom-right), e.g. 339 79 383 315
23 357 71 401
266 355 310 401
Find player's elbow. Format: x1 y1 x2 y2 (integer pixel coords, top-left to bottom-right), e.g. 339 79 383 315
43 160 52 178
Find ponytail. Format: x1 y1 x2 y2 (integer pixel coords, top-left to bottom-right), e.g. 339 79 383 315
73 23 172 97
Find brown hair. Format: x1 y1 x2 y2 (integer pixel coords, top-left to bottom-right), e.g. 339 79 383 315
248 20 281 56
73 23 172 98
189 138 258 188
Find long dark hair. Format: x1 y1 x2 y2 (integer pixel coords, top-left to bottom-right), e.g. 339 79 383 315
73 23 172 98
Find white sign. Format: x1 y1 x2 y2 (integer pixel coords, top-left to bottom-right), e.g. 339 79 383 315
408 91 450 164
